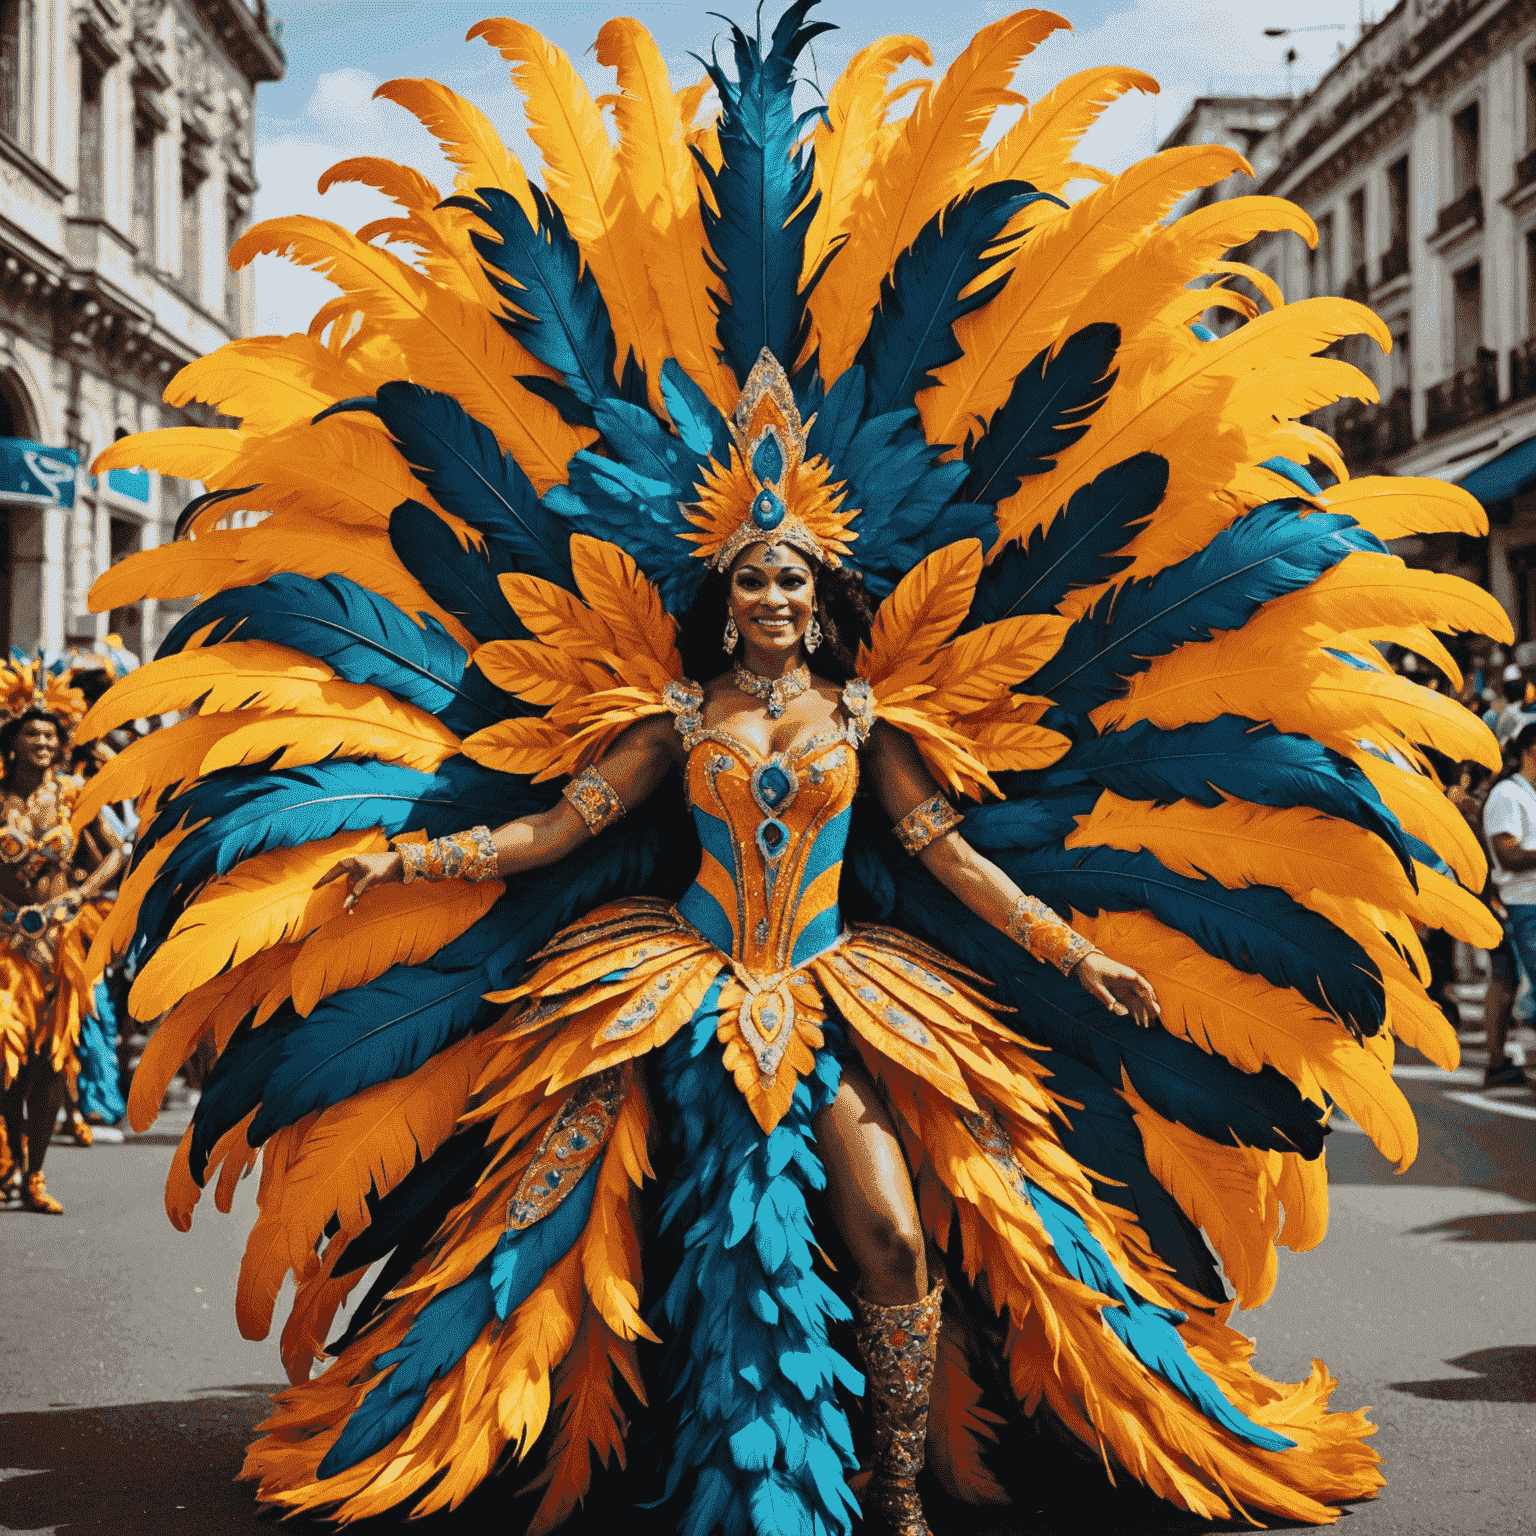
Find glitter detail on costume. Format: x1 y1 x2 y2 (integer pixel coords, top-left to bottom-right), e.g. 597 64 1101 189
393 826 498 883
892 793 963 856
504 1067 628 1230
563 766 626 835
1006 893 1097 975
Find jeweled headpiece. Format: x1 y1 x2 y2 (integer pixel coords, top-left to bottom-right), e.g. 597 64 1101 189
684 349 858 571
0 653 88 732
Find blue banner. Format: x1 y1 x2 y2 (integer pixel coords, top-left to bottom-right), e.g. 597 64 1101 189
0 437 78 508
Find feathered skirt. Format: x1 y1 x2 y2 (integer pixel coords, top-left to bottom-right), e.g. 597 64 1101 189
0 901 107 1090
242 896 1382 1531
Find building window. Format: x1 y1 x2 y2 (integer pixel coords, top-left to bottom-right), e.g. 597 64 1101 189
1453 261 1482 372
0 0 27 143
78 56 104 217
1527 230 1536 339
1347 188 1366 291
1452 101 1480 196
224 192 243 323
181 160 204 297
1310 211 1333 297
108 515 142 657
1382 156 1409 280
132 109 156 263
1527 57 1536 148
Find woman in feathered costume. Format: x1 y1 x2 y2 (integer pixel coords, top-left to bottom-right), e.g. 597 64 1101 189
84 5 1509 1531
0 656 125 1211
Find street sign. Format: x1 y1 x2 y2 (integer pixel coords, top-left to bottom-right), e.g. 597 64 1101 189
0 437 78 508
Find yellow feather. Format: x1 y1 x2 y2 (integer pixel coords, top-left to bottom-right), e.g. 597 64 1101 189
1323 474 1490 540
1275 1146 1329 1253
473 18 670 404
595 18 735 411
76 640 333 741
569 535 682 691
930 613 1069 708
1349 750 1485 891
166 333 388 436
977 65 1159 195
127 961 250 1133
228 216 587 491
317 153 440 211
372 78 536 216
800 34 934 301
84 823 195 977
862 540 982 683
290 880 503 1015
1120 1077 1280 1309
810 10 1070 381
919 145 1248 450
128 832 386 1020
1075 909 1417 1169
88 535 248 610
237 1114 321 1340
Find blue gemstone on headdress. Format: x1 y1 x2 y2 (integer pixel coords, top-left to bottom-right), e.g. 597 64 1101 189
751 432 785 485
752 488 785 530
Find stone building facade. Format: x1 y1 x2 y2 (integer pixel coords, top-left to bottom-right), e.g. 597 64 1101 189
1163 0 1536 638
0 0 282 661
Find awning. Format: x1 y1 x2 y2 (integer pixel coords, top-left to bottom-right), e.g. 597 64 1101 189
1457 430 1536 506
0 437 77 508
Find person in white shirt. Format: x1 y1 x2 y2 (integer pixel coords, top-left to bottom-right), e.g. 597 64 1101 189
1481 719 1536 1089
1491 665 1531 747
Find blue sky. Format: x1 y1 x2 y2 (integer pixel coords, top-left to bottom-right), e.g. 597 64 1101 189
252 0 1368 331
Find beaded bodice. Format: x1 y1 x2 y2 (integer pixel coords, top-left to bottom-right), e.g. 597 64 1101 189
665 678 873 972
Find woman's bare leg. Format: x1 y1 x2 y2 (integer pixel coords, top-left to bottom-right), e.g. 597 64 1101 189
813 1061 927 1305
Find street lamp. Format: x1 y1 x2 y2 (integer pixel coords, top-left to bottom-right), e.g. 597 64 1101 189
1264 22 1353 97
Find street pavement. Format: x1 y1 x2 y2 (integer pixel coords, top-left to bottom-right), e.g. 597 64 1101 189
0 1024 1531 1536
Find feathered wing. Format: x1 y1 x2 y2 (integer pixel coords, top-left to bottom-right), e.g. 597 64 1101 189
91 4 1508 1532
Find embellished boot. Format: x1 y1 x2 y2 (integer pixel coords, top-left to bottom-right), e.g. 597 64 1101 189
68 1110 93 1147
22 1171 63 1214
852 1280 943 1536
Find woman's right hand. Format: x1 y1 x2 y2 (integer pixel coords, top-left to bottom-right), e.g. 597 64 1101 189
314 851 404 909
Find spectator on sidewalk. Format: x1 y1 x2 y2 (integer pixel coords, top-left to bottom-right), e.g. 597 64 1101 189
1487 665 1531 748
1480 721 1536 1090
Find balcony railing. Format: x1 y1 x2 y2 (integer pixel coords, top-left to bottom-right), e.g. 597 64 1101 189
1379 239 1409 283
1517 147 1536 193
1435 184 1483 238
1426 350 1499 437
1332 389 1414 467
1511 336 1536 404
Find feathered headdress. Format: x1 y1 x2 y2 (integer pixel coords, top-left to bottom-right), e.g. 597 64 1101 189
0 652 88 732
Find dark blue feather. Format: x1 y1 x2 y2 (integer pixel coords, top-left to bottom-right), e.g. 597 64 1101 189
1030 502 1387 712
1042 1053 1225 1303
968 453 1164 627
447 185 619 414
319 1258 497 1477
1024 715 1416 881
856 182 1048 419
693 0 834 379
661 358 730 462
243 819 659 1142
993 840 1384 1036
963 322 1120 503
364 381 577 590
157 572 503 733
388 499 527 645
186 1007 307 1181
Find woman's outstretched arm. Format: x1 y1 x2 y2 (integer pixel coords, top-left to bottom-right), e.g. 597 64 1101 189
316 714 682 902
862 721 1160 1027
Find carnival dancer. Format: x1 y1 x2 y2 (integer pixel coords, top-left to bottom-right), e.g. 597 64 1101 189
0 656 125 1212
86 5 1510 1531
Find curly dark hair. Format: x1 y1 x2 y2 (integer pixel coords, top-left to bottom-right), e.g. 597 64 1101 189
0 709 69 782
677 551 876 685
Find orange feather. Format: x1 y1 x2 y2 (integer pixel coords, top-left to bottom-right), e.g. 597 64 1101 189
290 879 503 1015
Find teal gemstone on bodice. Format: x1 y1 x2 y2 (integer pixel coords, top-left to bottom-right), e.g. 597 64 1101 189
757 764 793 808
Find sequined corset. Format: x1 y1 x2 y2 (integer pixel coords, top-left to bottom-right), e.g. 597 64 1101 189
667 677 873 973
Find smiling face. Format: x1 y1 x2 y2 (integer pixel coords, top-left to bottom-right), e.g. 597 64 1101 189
728 543 815 663
15 718 61 771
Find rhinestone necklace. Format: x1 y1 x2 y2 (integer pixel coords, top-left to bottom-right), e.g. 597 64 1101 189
732 661 811 720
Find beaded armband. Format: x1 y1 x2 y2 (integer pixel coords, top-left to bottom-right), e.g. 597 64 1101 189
1006 893 1098 976
564 767 626 835
393 826 498 883
893 793 963 856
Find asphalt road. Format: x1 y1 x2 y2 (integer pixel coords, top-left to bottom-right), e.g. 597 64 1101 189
1 1037 1531 1536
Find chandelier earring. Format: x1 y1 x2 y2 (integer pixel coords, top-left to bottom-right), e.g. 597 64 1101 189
722 612 740 654
804 612 823 655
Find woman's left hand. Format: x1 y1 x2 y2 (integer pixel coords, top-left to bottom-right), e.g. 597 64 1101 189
1073 951 1160 1028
